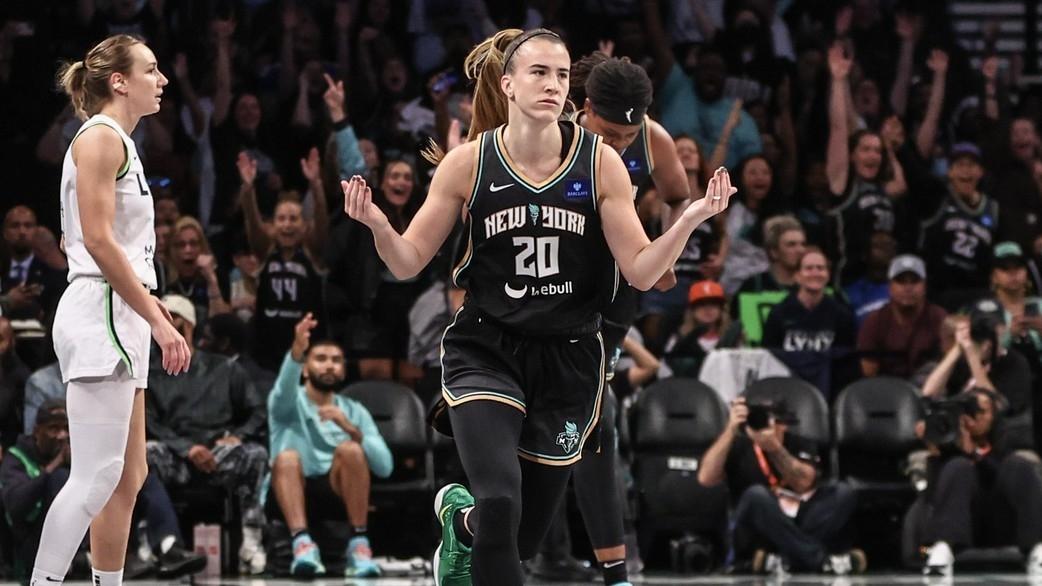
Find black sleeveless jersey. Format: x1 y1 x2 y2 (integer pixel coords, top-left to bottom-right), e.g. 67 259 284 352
619 117 653 197
919 191 999 290
453 121 611 334
828 177 895 284
255 246 324 368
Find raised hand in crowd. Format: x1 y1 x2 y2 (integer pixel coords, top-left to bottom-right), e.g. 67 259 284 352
323 73 347 124
237 151 258 187
291 312 319 362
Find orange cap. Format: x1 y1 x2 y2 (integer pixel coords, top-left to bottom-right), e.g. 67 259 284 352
688 280 725 305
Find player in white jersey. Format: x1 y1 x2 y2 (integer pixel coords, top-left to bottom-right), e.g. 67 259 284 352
31 34 191 586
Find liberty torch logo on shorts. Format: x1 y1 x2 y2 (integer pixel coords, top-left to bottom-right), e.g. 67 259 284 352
556 421 580 453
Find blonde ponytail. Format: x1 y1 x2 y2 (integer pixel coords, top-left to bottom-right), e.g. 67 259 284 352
55 34 142 121
422 29 526 166
56 61 89 120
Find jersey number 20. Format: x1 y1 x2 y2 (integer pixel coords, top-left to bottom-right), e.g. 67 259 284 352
513 236 560 278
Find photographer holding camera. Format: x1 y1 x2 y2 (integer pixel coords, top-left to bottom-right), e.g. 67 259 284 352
922 314 1033 448
697 397 862 575
913 387 1042 577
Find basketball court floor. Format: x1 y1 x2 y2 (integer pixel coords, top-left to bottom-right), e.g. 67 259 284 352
20 575 1042 585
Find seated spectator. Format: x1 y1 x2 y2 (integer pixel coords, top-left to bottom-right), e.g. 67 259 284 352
1 206 67 369
974 242 1042 370
0 316 29 448
407 277 465 406
199 312 275 398
922 315 1034 431
697 398 862 575
268 313 392 578
919 143 998 310
239 151 328 373
732 215 805 345
844 231 897 326
762 250 857 398
23 361 63 435
913 389 1042 577
144 295 268 575
718 155 776 294
165 216 231 341
0 206 66 323
858 255 946 379
0 400 205 580
663 280 743 377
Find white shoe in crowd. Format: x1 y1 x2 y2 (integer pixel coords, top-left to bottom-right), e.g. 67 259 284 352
238 526 267 575
923 541 954 578
1028 542 1042 577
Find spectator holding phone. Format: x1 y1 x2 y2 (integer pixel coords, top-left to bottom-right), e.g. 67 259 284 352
0 206 66 324
697 397 862 575
976 243 1042 367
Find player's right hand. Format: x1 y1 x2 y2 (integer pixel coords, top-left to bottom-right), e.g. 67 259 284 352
342 175 389 231
153 315 192 375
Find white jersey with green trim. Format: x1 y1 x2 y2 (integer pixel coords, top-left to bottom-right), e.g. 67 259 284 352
60 114 157 289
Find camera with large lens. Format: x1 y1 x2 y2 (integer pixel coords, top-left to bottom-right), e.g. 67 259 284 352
922 394 981 450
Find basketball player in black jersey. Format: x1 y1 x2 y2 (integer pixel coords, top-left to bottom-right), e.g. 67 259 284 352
522 52 699 586
342 29 734 586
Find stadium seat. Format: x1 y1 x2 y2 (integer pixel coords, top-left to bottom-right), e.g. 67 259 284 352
833 377 920 491
342 381 434 556
341 381 432 493
631 378 730 569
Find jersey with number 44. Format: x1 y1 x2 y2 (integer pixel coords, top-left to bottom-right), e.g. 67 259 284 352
452 121 612 334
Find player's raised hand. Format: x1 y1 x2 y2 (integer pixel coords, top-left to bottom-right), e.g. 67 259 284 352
342 175 390 230
682 167 735 223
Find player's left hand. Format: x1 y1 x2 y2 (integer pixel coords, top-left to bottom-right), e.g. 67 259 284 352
682 167 735 224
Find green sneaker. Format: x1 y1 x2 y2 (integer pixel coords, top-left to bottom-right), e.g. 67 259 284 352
433 483 474 586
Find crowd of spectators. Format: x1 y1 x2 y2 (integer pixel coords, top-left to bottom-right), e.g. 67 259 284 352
4 0 1042 578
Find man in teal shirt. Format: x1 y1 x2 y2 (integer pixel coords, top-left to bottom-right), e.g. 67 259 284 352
657 47 762 170
268 313 392 578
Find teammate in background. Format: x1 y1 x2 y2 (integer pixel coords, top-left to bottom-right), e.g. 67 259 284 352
552 52 695 586
31 35 191 586
342 28 734 586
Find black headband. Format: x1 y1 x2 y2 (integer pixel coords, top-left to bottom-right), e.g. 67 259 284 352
591 102 647 126
502 29 562 72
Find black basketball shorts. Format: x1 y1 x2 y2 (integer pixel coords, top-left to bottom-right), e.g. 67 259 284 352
433 306 605 466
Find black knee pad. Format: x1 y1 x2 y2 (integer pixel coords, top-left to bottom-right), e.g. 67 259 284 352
474 496 520 548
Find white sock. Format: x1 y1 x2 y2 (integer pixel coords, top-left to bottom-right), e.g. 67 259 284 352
29 568 64 586
160 535 176 555
91 568 123 586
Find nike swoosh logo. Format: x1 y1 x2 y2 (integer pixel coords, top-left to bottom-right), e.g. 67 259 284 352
489 182 515 192
503 283 527 299
604 560 625 568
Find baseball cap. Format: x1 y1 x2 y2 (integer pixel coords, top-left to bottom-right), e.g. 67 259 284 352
969 298 1005 330
688 280 725 305
161 294 197 326
35 399 67 427
949 142 982 163
888 254 926 280
993 241 1026 269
